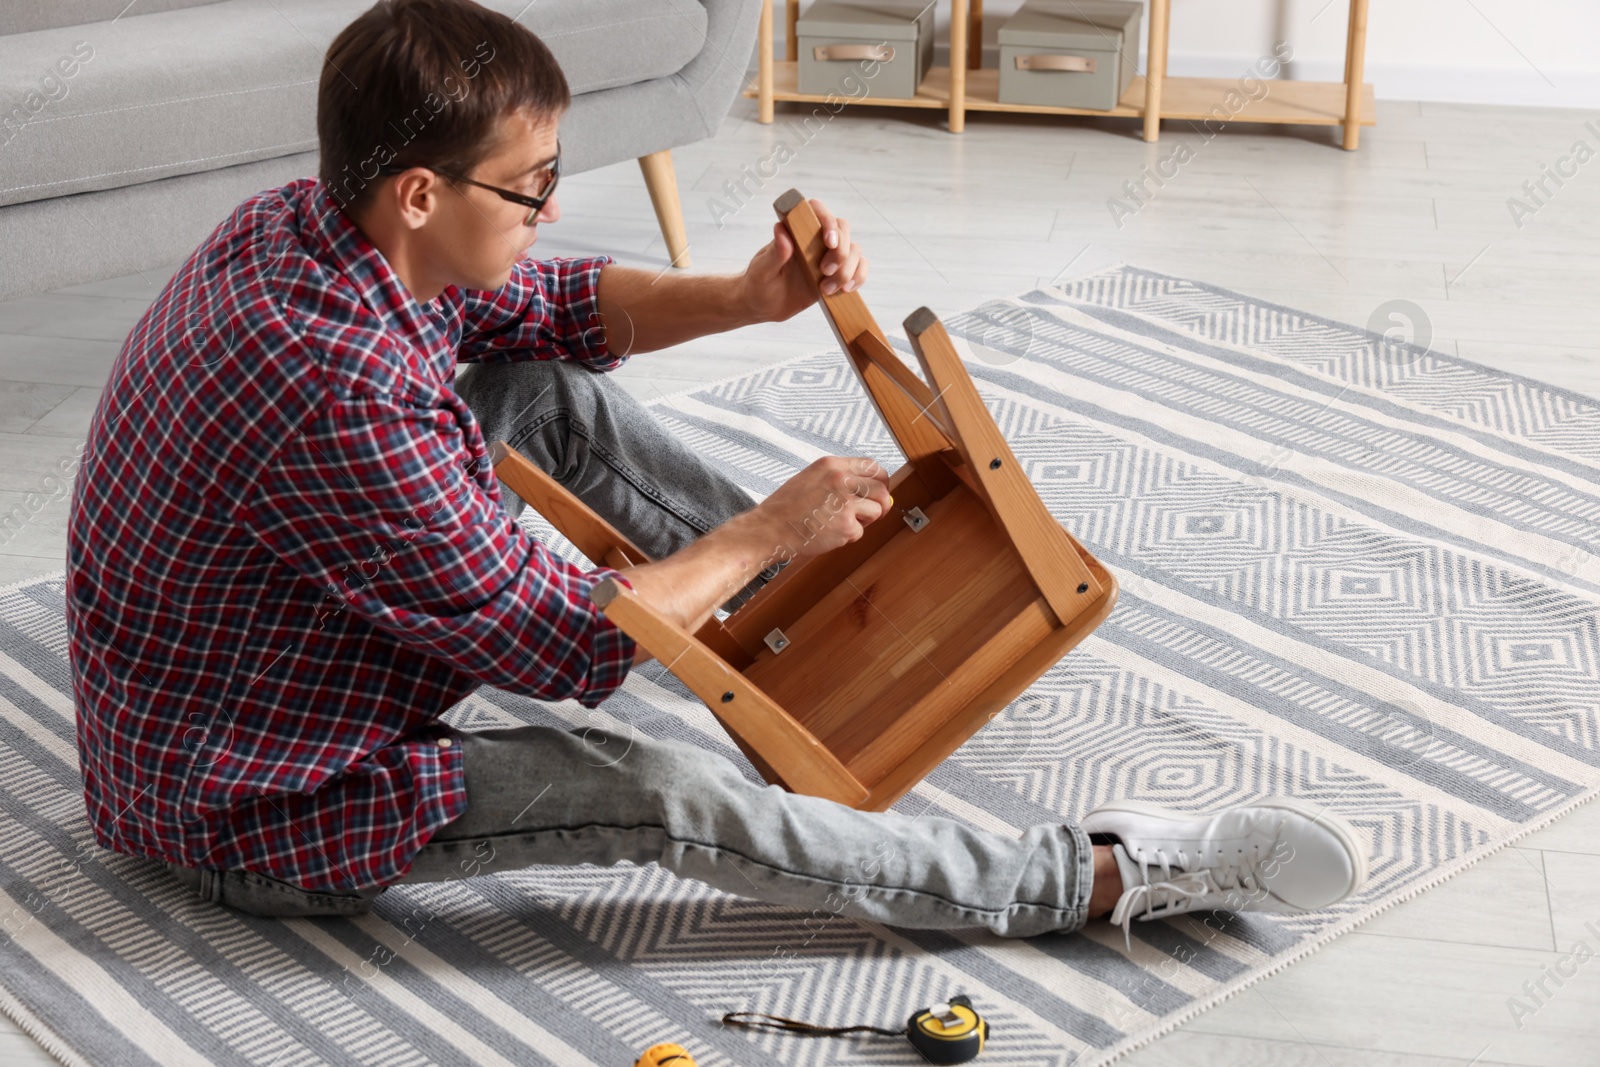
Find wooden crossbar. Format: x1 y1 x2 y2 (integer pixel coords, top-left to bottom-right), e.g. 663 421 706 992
902 308 1104 618
591 578 868 804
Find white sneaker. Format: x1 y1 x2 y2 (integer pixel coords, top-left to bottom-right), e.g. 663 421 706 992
1081 798 1368 946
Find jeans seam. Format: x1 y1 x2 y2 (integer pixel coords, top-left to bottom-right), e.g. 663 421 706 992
175 866 376 915
509 410 724 539
238 871 359 900
1062 822 1094 933
416 821 1082 920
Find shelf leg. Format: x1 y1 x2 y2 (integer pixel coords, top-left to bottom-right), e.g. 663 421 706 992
758 0 774 124
949 0 969 132
1142 0 1169 142
968 0 983 70
785 0 799 63
1343 5 1355 85
1342 0 1369 150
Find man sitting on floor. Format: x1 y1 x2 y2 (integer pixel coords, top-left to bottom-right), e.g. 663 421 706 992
67 0 1367 940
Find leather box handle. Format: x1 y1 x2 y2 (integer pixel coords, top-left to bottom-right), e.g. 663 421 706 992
813 43 895 62
1015 54 1097 73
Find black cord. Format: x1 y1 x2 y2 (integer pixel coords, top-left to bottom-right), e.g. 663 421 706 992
722 1011 904 1039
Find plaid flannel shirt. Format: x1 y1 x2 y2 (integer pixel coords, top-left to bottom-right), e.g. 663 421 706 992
66 177 638 891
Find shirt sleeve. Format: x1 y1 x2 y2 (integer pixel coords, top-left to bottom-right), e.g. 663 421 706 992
237 390 637 707
455 254 621 370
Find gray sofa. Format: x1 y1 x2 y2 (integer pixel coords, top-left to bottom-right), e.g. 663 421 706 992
0 0 759 300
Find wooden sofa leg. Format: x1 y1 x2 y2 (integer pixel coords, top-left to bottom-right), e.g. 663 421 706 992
638 149 691 269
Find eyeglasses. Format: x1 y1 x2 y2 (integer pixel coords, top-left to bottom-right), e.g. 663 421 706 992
377 141 561 226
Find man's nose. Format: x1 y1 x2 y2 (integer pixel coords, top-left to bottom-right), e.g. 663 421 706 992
534 195 560 226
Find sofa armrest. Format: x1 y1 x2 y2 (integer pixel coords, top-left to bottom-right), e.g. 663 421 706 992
675 0 764 139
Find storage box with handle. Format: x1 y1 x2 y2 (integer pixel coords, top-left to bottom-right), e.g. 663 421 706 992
796 1 935 100
997 0 1142 111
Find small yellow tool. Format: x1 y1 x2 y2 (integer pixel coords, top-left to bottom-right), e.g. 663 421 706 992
633 1043 697 1067
722 994 989 1063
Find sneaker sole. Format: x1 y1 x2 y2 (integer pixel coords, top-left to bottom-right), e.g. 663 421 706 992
1081 797 1370 901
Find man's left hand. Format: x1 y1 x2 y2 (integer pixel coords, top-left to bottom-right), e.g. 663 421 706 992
737 198 867 323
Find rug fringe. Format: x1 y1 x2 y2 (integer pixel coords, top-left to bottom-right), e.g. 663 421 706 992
0 572 64 596
0 981 90 1067
0 569 87 1067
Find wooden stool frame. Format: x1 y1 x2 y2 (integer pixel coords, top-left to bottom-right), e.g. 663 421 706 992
492 189 1118 811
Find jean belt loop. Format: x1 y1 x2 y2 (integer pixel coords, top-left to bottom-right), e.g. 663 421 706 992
198 868 223 904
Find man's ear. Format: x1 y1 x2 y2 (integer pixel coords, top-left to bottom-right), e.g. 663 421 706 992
391 169 441 231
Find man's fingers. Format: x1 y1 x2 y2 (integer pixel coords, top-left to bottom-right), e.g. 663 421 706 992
836 244 864 292
843 470 892 512
810 197 839 249
821 223 847 274
850 255 869 292
844 475 878 500
852 455 892 488
847 497 883 533
768 222 793 264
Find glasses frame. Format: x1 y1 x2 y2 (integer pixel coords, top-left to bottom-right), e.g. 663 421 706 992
377 140 561 226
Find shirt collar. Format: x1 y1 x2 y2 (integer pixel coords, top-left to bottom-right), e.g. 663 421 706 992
298 179 444 346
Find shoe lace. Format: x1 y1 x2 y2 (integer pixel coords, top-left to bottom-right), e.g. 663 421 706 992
1109 843 1269 950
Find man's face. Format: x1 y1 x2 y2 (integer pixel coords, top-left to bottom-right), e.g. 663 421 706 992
422 106 561 292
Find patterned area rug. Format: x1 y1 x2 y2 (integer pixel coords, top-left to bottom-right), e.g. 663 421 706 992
3 265 1599 1066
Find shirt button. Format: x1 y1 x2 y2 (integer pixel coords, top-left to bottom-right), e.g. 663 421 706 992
438 738 454 748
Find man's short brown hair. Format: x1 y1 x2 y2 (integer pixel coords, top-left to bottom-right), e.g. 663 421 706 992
318 0 569 213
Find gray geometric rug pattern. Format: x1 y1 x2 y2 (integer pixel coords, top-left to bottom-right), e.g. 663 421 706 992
2 264 1598 1065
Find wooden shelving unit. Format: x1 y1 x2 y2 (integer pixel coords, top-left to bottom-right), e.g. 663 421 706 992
748 0 1377 149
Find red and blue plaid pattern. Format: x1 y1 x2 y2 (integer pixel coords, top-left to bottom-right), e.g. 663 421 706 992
67 177 638 891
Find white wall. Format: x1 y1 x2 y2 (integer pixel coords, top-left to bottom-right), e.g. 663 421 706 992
787 0 1600 109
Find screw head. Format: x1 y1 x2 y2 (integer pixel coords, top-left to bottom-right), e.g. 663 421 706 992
1077 582 1089 594
721 691 735 703
989 458 1002 470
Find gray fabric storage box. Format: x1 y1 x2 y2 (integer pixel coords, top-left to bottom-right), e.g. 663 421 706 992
997 0 1141 111
797 1 934 100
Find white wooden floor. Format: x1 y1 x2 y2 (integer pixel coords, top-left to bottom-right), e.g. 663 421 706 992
3 89 1599 1066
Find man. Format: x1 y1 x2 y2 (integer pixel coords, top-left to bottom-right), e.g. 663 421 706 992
68 0 1367 941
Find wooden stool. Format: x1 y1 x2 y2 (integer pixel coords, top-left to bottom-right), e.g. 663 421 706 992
492 189 1118 811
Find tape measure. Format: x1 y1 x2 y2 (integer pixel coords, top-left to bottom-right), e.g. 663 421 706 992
721 994 989 1064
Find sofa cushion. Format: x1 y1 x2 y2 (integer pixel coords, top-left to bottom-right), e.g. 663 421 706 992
481 0 710 96
0 0 708 208
0 1 225 37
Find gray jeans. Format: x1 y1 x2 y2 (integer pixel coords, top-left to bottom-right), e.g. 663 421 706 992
170 359 1095 938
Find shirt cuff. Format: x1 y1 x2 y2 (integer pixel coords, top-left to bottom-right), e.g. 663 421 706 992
575 564 636 708
563 255 619 372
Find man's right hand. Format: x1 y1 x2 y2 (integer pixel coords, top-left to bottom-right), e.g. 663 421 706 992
752 455 893 562
615 454 893 654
